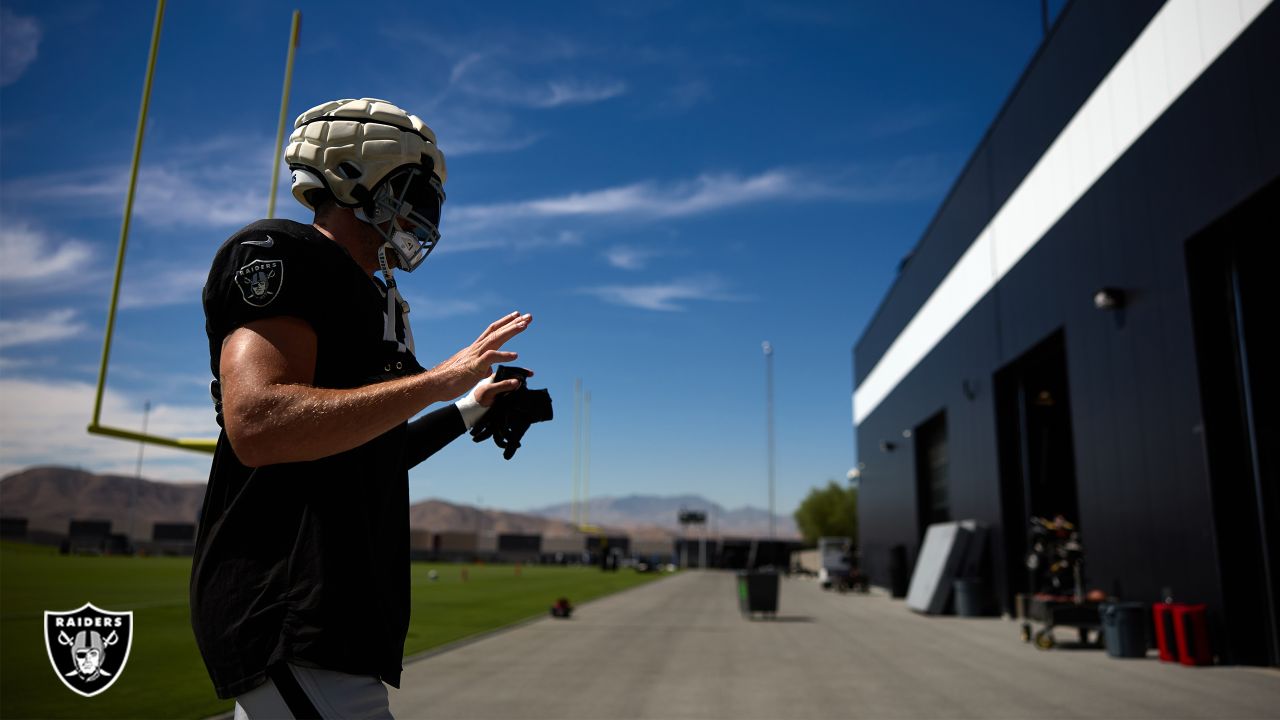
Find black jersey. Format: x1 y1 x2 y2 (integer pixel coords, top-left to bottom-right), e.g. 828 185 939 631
191 219 428 698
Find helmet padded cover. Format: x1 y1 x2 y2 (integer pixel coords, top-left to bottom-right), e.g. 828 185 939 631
285 98 447 211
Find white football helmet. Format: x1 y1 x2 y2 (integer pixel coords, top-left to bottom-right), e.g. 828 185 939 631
285 98 447 272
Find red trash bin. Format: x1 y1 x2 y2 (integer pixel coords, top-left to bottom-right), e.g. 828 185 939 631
1153 603 1178 663
1172 603 1212 666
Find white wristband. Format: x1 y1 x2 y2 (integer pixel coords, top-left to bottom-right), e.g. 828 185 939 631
455 376 492 430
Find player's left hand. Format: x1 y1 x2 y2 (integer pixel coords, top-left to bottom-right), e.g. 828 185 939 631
474 370 533 407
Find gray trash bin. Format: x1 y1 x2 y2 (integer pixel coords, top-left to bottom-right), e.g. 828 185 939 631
1100 602 1148 658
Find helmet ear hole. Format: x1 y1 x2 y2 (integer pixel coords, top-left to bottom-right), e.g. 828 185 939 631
303 188 334 209
336 161 363 179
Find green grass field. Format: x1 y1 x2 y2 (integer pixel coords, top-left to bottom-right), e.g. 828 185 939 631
0 541 668 719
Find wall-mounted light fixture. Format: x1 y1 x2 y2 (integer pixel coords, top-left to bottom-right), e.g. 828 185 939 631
879 440 896 453
901 429 912 439
1094 287 1125 310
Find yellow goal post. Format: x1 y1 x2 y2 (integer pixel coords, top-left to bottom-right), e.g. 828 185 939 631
87 1 301 455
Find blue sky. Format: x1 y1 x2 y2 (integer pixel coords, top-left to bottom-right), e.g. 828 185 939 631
0 0 1060 514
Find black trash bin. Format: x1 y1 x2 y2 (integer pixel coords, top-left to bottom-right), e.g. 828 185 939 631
737 570 779 616
954 578 985 617
1100 602 1148 658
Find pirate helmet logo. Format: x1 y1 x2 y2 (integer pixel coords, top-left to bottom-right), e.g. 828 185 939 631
234 259 285 308
44 603 133 697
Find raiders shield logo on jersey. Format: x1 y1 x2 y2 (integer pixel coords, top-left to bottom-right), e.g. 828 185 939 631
235 259 284 307
44 603 134 697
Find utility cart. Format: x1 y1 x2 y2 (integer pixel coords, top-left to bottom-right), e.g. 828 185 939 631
1017 593 1103 649
1017 516 1101 649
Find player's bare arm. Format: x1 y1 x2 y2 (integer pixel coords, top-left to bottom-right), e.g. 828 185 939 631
220 311 531 467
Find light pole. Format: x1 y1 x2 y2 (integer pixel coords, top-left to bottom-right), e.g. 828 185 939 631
573 378 582 526
584 390 591 528
763 341 775 539
679 509 688 569
128 400 151 544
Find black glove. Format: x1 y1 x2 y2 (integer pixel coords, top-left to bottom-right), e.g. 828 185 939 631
470 366 554 460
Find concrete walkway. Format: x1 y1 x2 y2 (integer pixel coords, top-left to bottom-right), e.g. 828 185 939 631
390 571 1280 719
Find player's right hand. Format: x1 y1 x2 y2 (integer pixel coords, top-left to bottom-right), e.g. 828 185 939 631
430 312 532 399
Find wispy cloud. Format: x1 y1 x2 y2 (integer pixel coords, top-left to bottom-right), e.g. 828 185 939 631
421 104 542 158
407 28 623 108
604 245 663 270
18 166 262 227
536 80 628 108
0 222 211 309
0 309 87 349
0 356 43 372
0 8 41 87
1 135 276 229
0 376 216 481
451 169 837 230
862 106 948 139
387 28 630 157
656 79 711 113
448 52 487 84
435 161 948 261
0 222 93 283
578 275 739 312
436 229 583 255
400 27 586 68
448 132 542 157
449 54 627 109
119 266 207 309
399 287 521 321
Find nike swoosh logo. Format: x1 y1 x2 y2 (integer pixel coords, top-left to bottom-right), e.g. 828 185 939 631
241 235 275 248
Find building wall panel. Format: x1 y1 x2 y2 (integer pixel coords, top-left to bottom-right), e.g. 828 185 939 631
856 1 1279 618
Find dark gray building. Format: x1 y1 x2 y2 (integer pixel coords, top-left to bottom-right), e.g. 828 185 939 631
853 0 1277 665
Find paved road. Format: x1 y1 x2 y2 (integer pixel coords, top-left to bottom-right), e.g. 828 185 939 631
390 571 1280 719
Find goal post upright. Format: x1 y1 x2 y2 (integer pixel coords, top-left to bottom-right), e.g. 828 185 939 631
89 4 302 455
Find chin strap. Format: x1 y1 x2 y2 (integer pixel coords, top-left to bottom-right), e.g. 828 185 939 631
377 245 416 355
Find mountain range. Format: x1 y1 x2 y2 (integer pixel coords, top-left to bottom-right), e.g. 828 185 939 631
0 466 796 540
529 495 799 538
1 466 207 539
